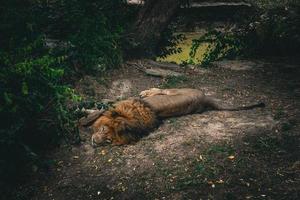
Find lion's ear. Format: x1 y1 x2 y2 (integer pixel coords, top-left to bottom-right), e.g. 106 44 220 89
111 110 118 117
79 110 105 127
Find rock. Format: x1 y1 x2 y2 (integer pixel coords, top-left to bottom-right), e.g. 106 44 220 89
146 60 181 70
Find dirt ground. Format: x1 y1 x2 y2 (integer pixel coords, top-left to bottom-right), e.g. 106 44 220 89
17 58 299 200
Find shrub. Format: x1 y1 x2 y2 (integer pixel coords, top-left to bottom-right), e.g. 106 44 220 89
45 0 125 71
0 37 79 183
245 4 300 55
0 0 126 191
189 29 243 67
156 21 185 59
189 1 300 66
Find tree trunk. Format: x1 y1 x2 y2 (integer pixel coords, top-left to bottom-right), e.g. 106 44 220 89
132 0 181 56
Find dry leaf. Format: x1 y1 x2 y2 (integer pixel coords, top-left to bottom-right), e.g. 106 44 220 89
228 155 235 160
216 179 224 184
100 150 106 155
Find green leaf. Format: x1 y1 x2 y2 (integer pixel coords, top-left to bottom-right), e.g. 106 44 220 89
22 82 29 95
3 92 13 105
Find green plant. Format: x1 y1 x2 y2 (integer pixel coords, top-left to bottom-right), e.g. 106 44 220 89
249 5 300 55
0 1 127 194
40 0 125 72
189 1 300 66
156 21 185 58
189 29 243 67
0 37 80 181
187 1 300 66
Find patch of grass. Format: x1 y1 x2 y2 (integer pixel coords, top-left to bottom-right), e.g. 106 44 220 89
206 144 235 155
245 129 299 157
174 178 204 190
194 163 207 174
280 131 299 154
174 161 223 191
273 108 285 120
174 144 236 191
281 121 294 132
160 76 188 88
167 117 182 129
167 118 177 124
256 136 280 151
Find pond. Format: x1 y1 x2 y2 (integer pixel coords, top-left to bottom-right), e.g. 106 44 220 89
157 32 209 64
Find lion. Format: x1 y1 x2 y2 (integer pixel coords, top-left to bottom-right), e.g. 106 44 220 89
91 88 265 146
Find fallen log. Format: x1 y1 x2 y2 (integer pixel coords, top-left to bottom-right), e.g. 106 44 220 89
127 60 183 77
145 68 183 77
146 60 181 70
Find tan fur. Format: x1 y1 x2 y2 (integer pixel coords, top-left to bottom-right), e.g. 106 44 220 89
142 88 207 117
91 88 264 146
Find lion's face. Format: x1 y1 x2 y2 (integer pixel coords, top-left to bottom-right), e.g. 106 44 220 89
91 125 113 146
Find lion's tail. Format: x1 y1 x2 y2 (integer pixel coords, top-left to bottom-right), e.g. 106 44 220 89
204 97 265 111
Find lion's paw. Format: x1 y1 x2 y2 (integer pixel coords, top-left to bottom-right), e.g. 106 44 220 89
140 88 161 98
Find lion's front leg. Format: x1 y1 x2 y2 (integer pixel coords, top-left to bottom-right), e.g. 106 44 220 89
140 88 189 98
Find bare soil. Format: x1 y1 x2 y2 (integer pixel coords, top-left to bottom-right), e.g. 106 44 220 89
17 59 300 200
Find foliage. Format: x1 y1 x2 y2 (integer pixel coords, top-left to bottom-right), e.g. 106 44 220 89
189 1 300 66
189 29 243 67
0 0 126 190
0 38 79 183
156 21 185 59
44 0 125 72
243 3 300 55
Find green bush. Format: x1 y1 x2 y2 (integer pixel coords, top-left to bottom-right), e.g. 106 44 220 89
156 21 185 59
45 0 125 71
189 1 300 66
0 0 126 191
189 29 243 67
0 38 78 183
245 4 300 55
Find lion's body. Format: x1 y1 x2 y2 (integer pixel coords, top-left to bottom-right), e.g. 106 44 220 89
143 89 206 117
91 88 265 145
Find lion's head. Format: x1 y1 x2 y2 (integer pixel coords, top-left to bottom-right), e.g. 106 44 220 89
91 99 158 146
91 114 115 146
91 125 113 146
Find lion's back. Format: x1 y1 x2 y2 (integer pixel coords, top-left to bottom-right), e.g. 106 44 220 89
143 92 205 118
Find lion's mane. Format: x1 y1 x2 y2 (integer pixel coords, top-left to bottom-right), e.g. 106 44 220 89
92 98 158 145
